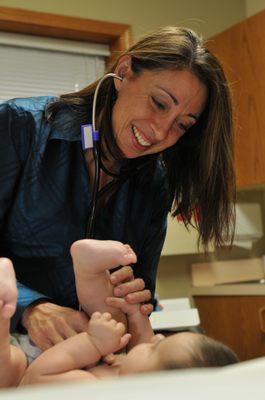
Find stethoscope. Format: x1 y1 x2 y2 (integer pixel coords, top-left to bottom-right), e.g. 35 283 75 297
81 73 122 238
81 73 154 239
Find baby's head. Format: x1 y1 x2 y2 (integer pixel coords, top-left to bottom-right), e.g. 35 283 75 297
120 332 239 375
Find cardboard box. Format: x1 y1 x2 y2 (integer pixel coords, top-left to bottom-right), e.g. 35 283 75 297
191 258 265 286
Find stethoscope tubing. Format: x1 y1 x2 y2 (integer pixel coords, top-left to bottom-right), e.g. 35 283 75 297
86 73 122 238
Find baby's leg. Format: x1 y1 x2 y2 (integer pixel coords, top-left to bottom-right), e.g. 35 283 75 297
0 257 17 319
71 240 137 325
0 258 27 387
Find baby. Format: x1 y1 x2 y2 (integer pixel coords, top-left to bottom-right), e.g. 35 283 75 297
0 240 239 387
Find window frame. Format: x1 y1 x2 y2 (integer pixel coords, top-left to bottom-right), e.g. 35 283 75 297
0 6 132 65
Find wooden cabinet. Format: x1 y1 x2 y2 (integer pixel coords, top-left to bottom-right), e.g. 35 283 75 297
207 11 265 187
193 295 265 361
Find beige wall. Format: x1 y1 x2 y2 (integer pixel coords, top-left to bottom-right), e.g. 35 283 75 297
0 0 245 39
246 0 265 16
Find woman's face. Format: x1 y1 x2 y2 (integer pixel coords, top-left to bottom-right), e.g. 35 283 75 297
112 59 207 158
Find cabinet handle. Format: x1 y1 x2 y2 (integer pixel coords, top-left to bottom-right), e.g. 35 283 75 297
258 307 265 333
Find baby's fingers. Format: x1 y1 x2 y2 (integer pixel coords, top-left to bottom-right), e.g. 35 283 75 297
118 333 131 350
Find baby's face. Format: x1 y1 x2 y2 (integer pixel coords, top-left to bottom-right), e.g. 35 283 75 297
120 332 197 375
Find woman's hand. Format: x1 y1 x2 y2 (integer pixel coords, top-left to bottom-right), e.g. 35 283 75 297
21 302 89 350
109 266 153 315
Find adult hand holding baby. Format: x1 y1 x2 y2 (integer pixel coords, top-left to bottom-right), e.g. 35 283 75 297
22 265 152 350
110 265 153 315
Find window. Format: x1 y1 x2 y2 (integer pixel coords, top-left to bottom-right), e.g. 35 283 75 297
0 32 110 102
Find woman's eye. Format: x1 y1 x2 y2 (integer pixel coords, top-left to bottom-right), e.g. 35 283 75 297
151 96 166 110
178 123 189 133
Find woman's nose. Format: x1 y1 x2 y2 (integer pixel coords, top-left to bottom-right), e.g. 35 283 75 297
151 113 176 141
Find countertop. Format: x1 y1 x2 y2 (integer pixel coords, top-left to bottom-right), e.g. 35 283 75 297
191 282 265 296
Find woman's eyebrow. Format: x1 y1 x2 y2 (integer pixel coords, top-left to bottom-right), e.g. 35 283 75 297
156 86 178 105
156 86 199 121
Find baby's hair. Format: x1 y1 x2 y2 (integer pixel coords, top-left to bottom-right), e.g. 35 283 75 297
194 334 239 367
161 333 239 370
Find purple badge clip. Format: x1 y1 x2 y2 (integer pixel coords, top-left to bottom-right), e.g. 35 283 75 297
81 125 100 150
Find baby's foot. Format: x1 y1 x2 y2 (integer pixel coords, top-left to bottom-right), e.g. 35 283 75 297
71 239 137 276
0 258 17 319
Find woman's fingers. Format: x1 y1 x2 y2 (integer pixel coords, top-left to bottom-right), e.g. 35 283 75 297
110 265 134 286
105 297 126 309
22 302 89 350
114 278 146 297
125 288 151 303
139 303 154 315
109 266 153 316
46 326 65 346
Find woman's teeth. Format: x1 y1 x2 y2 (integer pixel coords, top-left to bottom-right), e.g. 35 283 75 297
132 126 151 147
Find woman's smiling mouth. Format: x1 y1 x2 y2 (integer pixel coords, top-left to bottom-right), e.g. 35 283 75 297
132 125 152 147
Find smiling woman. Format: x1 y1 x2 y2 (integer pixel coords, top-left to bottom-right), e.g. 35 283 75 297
48 25 235 250
0 25 235 354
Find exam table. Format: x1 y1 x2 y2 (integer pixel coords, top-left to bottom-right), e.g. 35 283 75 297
1 356 265 400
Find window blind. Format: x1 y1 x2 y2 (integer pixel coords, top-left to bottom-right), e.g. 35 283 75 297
0 32 110 102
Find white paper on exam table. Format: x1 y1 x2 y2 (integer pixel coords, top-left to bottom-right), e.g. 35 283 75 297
2 357 265 400
158 297 191 310
150 297 200 331
149 308 200 330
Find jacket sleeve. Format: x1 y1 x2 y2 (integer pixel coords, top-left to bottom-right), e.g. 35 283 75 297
0 102 49 332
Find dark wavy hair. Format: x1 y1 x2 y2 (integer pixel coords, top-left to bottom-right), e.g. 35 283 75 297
160 332 239 370
46 26 236 250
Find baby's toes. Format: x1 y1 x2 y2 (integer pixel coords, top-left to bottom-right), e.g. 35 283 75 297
124 245 137 263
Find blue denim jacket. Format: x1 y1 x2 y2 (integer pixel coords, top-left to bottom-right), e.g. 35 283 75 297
0 97 169 331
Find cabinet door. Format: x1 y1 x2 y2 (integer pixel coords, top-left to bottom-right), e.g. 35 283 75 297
207 11 265 187
194 295 265 361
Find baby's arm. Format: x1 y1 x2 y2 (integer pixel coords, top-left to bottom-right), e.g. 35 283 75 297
21 312 131 385
105 297 154 349
0 258 27 388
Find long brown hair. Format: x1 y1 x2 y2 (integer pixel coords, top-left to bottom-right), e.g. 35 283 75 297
46 26 236 250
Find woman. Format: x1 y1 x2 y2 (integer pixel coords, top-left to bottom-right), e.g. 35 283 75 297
0 26 235 350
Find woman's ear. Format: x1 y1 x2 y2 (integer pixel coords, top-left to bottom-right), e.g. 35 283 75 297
114 55 132 91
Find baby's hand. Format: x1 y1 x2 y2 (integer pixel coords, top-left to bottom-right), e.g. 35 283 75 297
87 312 131 356
0 258 17 319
